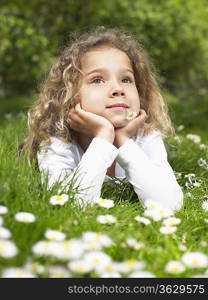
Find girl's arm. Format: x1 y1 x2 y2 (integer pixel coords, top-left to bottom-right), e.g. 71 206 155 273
38 102 118 207
116 131 183 211
37 136 118 207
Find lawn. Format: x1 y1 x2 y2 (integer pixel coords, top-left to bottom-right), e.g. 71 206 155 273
0 93 207 278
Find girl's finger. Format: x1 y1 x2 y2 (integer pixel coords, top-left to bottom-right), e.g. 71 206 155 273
139 109 148 119
75 103 85 115
69 106 82 118
75 103 80 111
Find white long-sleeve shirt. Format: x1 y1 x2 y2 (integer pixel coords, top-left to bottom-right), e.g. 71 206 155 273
37 129 183 211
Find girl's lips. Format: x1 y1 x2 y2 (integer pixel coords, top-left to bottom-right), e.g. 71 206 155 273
107 106 127 110
106 104 129 111
106 103 129 109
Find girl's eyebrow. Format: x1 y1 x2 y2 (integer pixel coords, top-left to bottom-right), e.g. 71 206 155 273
86 67 134 76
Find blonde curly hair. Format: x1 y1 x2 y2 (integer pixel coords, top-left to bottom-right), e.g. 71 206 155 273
19 26 175 163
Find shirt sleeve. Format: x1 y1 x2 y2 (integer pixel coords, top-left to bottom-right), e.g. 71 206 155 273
37 137 118 206
116 131 183 211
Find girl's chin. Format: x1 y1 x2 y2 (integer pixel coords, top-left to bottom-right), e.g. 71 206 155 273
110 118 128 128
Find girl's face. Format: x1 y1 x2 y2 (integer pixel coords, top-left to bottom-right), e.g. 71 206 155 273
78 46 140 128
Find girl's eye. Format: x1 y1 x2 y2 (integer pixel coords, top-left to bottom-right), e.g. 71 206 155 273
91 77 103 84
122 77 132 83
90 76 133 84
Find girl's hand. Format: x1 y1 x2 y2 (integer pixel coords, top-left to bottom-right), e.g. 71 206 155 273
67 103 115 143
114 109 148 147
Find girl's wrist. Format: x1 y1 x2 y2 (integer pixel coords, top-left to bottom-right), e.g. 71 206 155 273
114 135 130 148
96 129 115 144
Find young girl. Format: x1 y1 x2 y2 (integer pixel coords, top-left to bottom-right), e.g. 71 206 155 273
20 26 183 211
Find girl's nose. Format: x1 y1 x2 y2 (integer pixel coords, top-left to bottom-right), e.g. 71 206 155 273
111 90 125 97
110 82 125 97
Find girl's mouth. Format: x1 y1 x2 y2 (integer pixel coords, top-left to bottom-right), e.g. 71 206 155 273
106 103 129 110
107 106 127 110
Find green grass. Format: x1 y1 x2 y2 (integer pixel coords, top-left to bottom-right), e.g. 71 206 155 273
0 94 207 278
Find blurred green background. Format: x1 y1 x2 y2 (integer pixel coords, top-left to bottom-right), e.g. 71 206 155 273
0 0 208 131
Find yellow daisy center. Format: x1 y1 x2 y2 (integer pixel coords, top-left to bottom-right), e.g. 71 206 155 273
126 259 136 266
93 258 101 264
191 259 200 266
76 266 84 272
171 266 180 273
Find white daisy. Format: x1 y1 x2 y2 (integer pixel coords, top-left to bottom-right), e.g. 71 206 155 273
193 181 202 187
126 238 144 250
94 198 115 208
24 262 45 274
198 158 208 170
144 199 160 210
202 201 208 211
181 233 187 244
32 240 57 257
184 173 196 179
120 259 146 273
44 229 66 241
4 113 12 119
144 200 174 219
47 266 72 278
144 209 162 221
0 227 12 239
68 259 93 274
192 274 208 278
1 267 36 278
51 239 84 260
32 239 84 260
95 261 121 275
0 205 8 215
96 214 117 224
182 252 208 268
15 212 36 223
173 136 181 143
128 270 155 278
82 251 112 273
186 192 194 198
145 207 174 221
49 194 69 205
100 272 121 278
126 111 137 120
82 232 113 248
0 240 18 258
156 207 174 218
177 125 184 131
163 217 181 226
165 261 185 274
160 226 177 234
178 244 187 251
199 144 208 150
134 216 151 225
83 241 103 251
175 172 182 180
186 134 201 144
200 241 207 247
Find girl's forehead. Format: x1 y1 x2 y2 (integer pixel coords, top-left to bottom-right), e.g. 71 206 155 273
80 46 132 71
